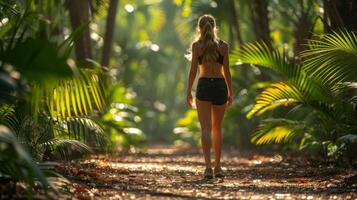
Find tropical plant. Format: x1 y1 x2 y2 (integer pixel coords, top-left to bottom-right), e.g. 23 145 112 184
0 24 108 155
0 125 54 195
0 105 101 160
173 109 200 146
101 84 145 151
232 30 357 161
0 0 109 195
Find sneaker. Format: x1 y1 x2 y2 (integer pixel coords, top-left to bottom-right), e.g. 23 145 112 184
214 166 224 178
203 168 213 179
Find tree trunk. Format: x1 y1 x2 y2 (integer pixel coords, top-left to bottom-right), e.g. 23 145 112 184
229 0 248 80
250 0 273 50
293 15 315 55
101 0 119 68
293 1 316 55
229 0 243 47
250 0 272 81
66 0 93 62
323 0 357 32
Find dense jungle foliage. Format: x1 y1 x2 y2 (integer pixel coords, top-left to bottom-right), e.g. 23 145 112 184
0 0 357 196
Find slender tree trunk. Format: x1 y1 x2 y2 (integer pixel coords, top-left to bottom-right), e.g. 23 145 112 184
228 26 235 49
323 0 357 32
293 1 316 55
250 0 273 50
101 0 119 68
229 0 248 80
322 0 330 33
66 0 93 61
293 15 315 55
229 0 243 47
250 0 271 81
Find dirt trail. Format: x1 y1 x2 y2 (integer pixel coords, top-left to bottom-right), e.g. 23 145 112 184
56 145 357 199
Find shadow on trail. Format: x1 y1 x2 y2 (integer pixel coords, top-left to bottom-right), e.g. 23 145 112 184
57 145 357 199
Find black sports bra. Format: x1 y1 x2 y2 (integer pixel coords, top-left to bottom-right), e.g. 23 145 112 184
198 40 224 65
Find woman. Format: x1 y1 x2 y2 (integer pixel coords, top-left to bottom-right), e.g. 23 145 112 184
186 14 233 179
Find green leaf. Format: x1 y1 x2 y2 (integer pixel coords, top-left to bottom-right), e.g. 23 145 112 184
302 30 357 86
43 69 105 120
251 119 307 145
48 139 93 160
247 82 303 118
0 125 53 191
0 38 73 85
231 41 333 104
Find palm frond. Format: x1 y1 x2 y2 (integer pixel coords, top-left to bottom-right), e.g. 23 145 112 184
3 109 105 160
334 82 357 102
55 117 107 147
46 69 106 121
45 138 92 160
0 104 18 132
247 82 304 118
251 118 307 145
231 42 333 103
231 42 297 78
302 30 357 86
0 125 52 191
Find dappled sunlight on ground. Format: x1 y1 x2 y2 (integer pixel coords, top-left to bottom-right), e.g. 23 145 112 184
55 145 357 199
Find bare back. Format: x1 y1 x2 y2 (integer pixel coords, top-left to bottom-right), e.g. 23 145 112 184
193 40 229 78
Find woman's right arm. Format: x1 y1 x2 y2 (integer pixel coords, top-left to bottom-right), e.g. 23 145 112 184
186 42 199 106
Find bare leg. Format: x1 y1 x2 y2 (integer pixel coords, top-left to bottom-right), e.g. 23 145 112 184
211 104 226 168
196 99 212 169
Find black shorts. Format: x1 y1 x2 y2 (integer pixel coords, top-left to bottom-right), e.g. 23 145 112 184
196 77 228 105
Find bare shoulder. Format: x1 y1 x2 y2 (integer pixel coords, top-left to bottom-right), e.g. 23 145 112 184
218 39 229 54
219 39 229 50
192 40 201 49
192 40 203 55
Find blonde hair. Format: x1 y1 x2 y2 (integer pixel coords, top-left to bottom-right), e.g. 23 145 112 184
196 14 220 63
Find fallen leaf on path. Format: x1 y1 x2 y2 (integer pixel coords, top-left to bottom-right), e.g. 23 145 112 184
296 178 309 184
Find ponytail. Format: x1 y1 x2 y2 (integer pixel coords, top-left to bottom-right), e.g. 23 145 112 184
202 21 213 42
197 15 219 63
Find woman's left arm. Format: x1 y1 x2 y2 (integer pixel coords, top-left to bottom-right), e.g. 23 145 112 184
222 43 233 106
